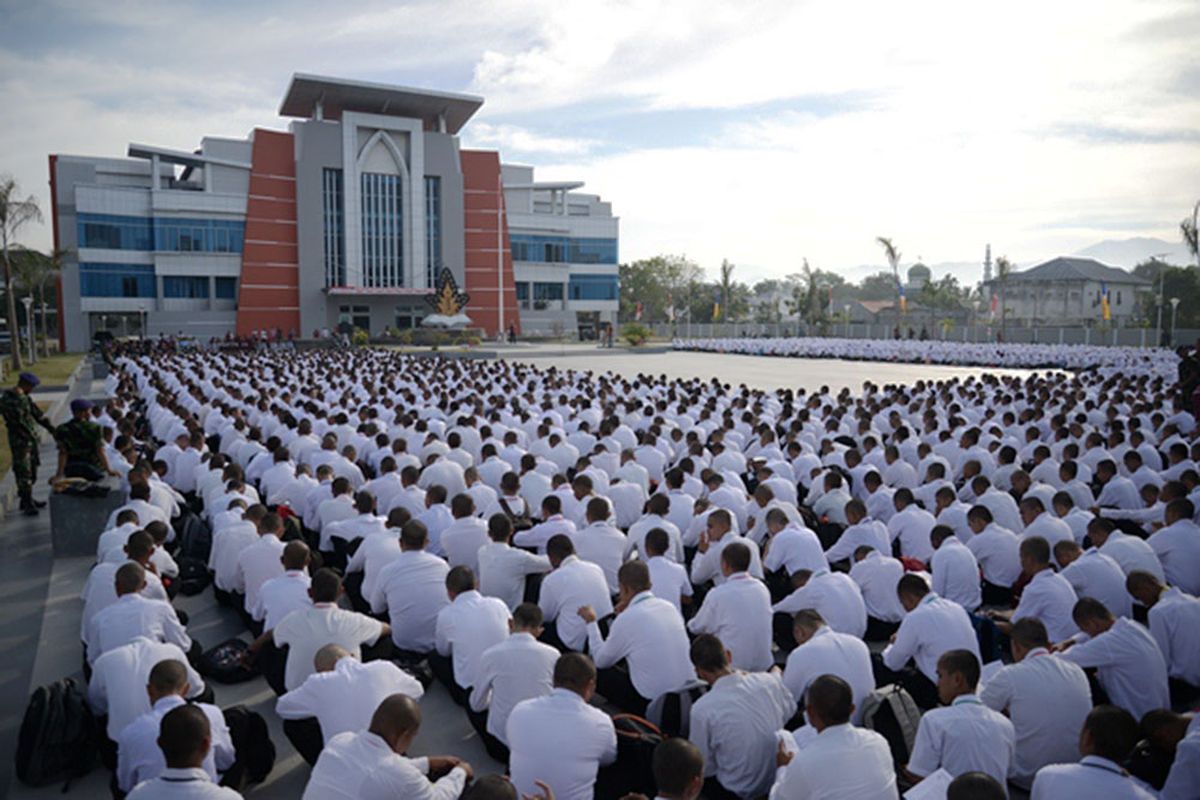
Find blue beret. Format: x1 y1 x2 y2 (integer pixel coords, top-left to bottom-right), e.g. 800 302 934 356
70 398 93 414
18 372 39 387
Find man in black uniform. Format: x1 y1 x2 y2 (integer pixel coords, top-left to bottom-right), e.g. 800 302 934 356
53 398 115 481
0 372 56 515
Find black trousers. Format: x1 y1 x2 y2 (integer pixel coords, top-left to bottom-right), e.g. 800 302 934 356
428 651 469 706
702 776 742 800
466 706 511 764
283 717 324 766
773 612 797 653
596 664 649 715
864 616 900 643
258 640 289 696
981 580 1012 608
871 654 940 710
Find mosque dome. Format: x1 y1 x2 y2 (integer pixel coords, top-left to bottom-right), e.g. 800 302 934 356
907 263 931 281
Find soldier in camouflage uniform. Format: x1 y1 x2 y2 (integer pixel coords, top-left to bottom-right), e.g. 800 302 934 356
54 398 115 483
0 372 56 515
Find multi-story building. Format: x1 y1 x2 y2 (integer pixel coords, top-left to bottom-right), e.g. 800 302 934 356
982 256 1150 326
48 73 619 350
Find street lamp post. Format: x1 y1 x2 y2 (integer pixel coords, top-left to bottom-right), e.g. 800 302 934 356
844 304 851 338
21 296 34 365
139 304 147 340
1170 297 1181 347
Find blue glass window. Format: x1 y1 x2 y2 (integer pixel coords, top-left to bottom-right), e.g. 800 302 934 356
361 172 403 287
532 282 564 301
215 277 237 300
163 276 209 299
76 213 244 253
323 168 345 286
77 214 153 251
425 176 441 287
79 263 155 298
568 274 619 301
568 238 618 265
515 282 529 301
510 234 617 265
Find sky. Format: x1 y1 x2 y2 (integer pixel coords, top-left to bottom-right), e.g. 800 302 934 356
1 0 1198 285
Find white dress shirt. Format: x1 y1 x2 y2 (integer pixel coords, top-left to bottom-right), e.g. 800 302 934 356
1148 519 1200 594
690 533 764 587
570 521 627 594
369 550 449 652
274 603 385 691
435 589 511 689
783 626 874 724
773 571 868 639
1148 588 1200 686
907 694 1015 786
1013 568 1080 642
303 730 467 800
254 569 311 631
849 550 907 622
625 515 685 562
468 631 558 744
507 688 618 800
117 695 234 792
980 647 1093 788
824 519 890 564
440 516 490 572
586 591 696 700
478 541 551 610
276 657 424 741
882 593 981 683
80 560 168 640
1022 512 1075 564
234 533 284 616
345 529 400 604
87 637 205 740
887 505 937 562
538 555 613 651
647 555 692 613
515 514 578 554
1061 617 1170 719
85 593 190 665
930 537 982 611
1099 532 1165 581
688 572 773 671
764 524 827 576
125 767 243 799
1061 549 1133 618
966 523 1022 587
772 723 899 800
690 671 796 798
1031 755 1157 800
209 521 258 591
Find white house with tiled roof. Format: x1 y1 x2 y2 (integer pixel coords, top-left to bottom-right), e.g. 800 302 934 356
983 256 1151 326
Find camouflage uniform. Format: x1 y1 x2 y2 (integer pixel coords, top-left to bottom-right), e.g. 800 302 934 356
54 417 105 478
0 387 52 493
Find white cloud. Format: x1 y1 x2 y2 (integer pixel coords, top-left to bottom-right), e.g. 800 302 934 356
463 122 598 155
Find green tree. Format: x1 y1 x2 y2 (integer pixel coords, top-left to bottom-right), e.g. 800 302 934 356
1182 201 1199 269
618 254 704 323
12 247 62 358
857 271 899 301
1133 259 1200 331
752 279 783 324
876 237 902 316
718 259 736 321
0 175 42 369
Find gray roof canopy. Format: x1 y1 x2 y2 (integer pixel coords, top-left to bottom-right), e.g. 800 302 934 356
1005 257 1150 285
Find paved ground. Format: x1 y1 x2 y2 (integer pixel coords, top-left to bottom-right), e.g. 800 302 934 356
495 343 1039 392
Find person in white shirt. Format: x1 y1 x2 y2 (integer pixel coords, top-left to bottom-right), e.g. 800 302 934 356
125 704 243 800
515 494 578 554
81 531 169 642
964 504 1021 605
506 653 617 800
772 674 899 800
929 525 982 612
687 542 773 671
440 493 490 573
989 536 1080 642
902 649 1015 788
210 504 265 606
467 603 558 762
369 520 449 656
578 560 696 714
626 494 685 562
1147 498 1200 594
772 568 867 644
849 545 906 640
85 562 192 665
1153 711 1200 800
259 569 388 692
233 511 285 631
1094 459 1145 510
276 644 424 765
88 636 207 746
647 738 705 800
783 609 874 725
303 693 472 800
1126 571 1200 702
823 499 890 565
979 618 1092 789
432 565 512 705
762 508 826 578
880 574 981 710
570 497 627 595
478 513 551 611
687 633 794 798
96 509 141 562
1057 597 1170 720
811 471 852 526
1030 705 1157 800
887 488 937 562
1088 517 1166 581
117 660 235 793
646 528 693 613
538 533 613 652
1054 539 1133 619
1019 496 1075 566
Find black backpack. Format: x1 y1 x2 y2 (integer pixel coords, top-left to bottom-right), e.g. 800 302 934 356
596 714 663 799
176 556 212 596
860 684 921 768
178 511 213 563
221 705 276 789
197 638 258 684
15 678 99 788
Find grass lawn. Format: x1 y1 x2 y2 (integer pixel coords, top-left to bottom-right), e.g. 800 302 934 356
1 352 84 389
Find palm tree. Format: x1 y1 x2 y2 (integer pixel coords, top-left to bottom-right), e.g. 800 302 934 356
12 247 63 358
876 237 902 326
718 259 735 322
1182 201 1199 269
995 256 1014 338
0 176 42 369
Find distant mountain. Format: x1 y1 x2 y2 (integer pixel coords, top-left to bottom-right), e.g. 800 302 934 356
1074 237 1191 268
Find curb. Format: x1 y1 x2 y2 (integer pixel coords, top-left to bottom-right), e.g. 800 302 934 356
0 356 91 521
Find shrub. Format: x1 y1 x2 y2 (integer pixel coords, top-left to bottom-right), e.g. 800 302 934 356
621 323 652 347
351 328 370 347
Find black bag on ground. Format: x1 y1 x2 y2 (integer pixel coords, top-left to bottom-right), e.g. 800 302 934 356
595 714 663 799
860 684 921 768
393 656 434 690
197 638 258 684
177 556 212 596
15 678 99 788
178 511 213 563
221 705 276 789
